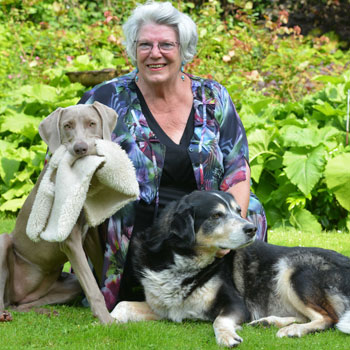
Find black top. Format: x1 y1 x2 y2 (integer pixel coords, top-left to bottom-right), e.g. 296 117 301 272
119 85 197 302
133 83 197 232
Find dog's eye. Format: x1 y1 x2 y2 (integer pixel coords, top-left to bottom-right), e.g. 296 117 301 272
211 212 224 220
64 123 72 130
89 121 96 127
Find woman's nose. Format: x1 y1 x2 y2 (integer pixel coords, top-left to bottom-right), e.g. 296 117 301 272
149 44 162 57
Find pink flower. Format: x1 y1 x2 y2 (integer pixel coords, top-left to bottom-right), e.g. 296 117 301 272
66 56 73 62
108 34 118 43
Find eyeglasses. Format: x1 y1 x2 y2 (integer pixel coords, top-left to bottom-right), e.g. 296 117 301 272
134 41 180 54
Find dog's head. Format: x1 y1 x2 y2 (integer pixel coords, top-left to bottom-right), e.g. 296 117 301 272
145 190 256 255
39 101 118 156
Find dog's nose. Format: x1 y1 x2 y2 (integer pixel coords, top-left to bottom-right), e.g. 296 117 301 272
73 141 88 156
243 223 257 238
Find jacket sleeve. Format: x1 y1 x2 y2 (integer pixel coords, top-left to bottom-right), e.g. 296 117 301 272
217 86 249 191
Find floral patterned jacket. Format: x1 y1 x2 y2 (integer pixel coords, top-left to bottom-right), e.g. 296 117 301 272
79 71 267 310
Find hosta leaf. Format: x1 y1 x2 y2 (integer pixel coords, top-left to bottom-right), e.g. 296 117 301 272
0 113 40 140
248 129 274 183
283 146 326 195
313 75 344 84
239 105 265 130
324 153 350 211
280 125 321 147
0 140 14 151
313 102 337 117
2 183 33 201
0 157 21 186
20 84 57 102
290 208 322 232
318 126 342 141
255 175 276 203
247 129 272 162
73 54 95 71
56 98 80 108
0 197 26 212
96 49 115 68
250 159 263 183
250 98 275 115
325 85 345 103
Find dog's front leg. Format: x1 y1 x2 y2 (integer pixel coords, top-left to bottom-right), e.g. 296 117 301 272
59 222 114 325
213 313 243 347
83 227 104 284
111 301 161 323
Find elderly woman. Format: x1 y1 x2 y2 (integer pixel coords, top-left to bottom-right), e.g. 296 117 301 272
79 1 267 311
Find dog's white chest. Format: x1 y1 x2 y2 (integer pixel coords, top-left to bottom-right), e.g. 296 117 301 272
141 268 220 322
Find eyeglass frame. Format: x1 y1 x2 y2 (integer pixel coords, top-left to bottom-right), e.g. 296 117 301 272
134 40 180 54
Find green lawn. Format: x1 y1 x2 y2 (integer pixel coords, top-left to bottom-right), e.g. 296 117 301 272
1 305 349 350
1 216 350 350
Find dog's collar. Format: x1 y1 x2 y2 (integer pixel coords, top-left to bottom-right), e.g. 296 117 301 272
181 256 226 299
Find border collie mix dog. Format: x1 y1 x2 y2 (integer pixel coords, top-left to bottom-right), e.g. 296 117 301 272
111 190 350 347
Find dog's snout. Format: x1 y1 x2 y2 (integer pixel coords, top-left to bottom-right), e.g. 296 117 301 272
73 141 88 156
244 223 257 238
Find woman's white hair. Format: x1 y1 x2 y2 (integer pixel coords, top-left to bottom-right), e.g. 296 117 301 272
123 1 198 66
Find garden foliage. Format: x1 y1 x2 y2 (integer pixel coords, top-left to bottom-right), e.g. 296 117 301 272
0 0 349 232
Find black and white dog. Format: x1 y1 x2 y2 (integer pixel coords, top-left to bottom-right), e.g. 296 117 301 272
111 190 350 347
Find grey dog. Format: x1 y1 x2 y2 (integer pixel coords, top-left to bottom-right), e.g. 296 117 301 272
0 102 117 324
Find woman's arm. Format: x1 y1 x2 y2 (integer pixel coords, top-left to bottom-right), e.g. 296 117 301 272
226 159 251 219
215 85 250 218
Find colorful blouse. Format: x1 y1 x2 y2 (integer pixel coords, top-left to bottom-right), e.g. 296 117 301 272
79 71 267 310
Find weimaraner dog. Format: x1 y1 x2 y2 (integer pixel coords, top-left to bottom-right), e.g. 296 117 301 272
0 102 118 324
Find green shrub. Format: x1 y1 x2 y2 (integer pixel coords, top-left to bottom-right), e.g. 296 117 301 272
0 0 349 231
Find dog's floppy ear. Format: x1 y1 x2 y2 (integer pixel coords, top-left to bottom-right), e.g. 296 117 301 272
39 107 63 154
144 202 195 253
91 101 118 140
169 204 196 249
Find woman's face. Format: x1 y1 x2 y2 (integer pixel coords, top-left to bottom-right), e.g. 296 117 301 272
135 23 182 86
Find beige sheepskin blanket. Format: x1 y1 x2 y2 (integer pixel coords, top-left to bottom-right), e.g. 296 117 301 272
26 139 139 242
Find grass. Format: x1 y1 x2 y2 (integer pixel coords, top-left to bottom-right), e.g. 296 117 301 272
1 306 349 350
1 215 350 350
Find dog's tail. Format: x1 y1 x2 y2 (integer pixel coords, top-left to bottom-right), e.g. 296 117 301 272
336 310 350 334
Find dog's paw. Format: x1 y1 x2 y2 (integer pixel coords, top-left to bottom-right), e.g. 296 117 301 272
0 311 13 322
215 330 243 348
110 301 130 323
213 316 243 347
277 324 305 338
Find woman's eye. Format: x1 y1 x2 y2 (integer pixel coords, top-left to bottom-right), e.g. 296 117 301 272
138 42 152 50
160 42 173 49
